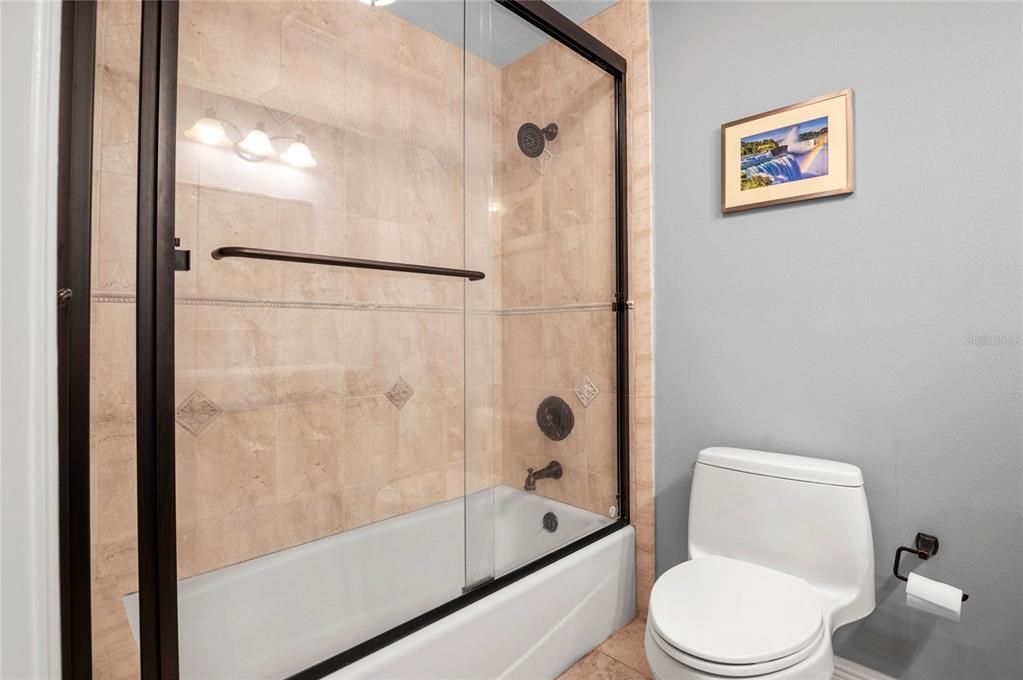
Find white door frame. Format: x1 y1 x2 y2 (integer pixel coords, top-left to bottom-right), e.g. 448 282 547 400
0 0 64 676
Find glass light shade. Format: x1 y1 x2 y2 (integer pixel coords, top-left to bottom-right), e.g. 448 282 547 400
280 137 317 168
237 125 276 158
184 111 231 146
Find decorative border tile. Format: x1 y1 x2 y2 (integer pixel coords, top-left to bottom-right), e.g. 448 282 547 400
92 292 618 316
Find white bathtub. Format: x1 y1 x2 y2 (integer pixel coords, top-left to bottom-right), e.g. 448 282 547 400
125 485 635 679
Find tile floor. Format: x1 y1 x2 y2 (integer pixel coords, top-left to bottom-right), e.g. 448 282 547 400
557 617 652 679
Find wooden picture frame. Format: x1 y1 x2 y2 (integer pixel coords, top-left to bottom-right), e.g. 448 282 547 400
721 89 854 213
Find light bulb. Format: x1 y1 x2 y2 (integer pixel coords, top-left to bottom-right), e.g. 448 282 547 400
237 124 276 158
184 110 231 146
280 136 317 168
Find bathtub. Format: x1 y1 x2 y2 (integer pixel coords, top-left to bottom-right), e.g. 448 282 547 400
125 485 635 679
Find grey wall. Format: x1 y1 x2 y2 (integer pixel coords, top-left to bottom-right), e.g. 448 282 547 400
649 2 1022 678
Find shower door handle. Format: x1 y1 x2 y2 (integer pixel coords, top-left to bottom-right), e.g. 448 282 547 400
211 246 485 281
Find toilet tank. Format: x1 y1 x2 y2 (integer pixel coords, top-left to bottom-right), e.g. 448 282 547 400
688 447 875 629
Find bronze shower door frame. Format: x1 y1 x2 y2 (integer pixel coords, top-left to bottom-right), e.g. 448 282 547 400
58 1 631 678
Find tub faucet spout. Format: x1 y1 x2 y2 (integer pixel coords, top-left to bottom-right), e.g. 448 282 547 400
524 460 562 491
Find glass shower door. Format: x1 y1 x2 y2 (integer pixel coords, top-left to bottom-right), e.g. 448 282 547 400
463 0 501 597
168 1 483 676
483 1 620 579
93 1 622 676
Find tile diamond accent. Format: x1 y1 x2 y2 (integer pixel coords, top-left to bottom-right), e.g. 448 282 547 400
574 374 600 407
386 376 415 410
175 390 222 436
532 147 554 175
258 85 296 126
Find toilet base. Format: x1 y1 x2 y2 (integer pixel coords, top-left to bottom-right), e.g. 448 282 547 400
644 620 835 680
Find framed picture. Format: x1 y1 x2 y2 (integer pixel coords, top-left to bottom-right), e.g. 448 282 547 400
721 89 854 213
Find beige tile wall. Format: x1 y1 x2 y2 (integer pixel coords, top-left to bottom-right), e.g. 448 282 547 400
88 2 652 678
89 1 501 677
90 2 141 677
494 2 655 618
582 0 656 616
496 25 620 519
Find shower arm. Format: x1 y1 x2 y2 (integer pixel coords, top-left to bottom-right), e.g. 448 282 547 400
211 246 486 281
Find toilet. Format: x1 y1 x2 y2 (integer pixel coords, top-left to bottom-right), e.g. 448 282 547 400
645 447 875 680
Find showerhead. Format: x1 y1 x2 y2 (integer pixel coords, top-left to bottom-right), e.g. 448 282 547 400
517 122 558 158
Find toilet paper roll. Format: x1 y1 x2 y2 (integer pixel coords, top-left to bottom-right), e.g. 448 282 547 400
906 571 963 621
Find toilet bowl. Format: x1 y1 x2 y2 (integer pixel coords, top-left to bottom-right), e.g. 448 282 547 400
644 448 875 680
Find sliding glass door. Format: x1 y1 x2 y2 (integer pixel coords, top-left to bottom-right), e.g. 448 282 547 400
84 1 626 677
168 1 482 675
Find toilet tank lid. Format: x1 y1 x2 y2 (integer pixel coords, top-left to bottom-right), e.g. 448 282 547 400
698 447 863 487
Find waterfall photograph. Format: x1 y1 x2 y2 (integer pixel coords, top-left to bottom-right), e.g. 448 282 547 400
721 89 853 213
739 116 829 191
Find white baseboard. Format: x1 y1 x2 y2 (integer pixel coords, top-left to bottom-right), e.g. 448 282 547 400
834 656 896 680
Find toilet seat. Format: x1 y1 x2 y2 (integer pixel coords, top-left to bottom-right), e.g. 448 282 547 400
648 556 825 677
648 619 825 677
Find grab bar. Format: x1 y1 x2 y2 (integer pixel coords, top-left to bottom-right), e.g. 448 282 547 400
211 247 485 281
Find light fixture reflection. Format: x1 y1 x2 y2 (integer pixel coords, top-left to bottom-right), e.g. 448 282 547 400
183 109 231 146
183 112 316 170
280 136 317 168
237 123 276 158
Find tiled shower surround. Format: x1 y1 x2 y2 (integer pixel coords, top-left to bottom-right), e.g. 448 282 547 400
494 9 618 517
88 1 654 677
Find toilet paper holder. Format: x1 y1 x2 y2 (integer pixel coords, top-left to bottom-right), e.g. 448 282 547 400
893 532 969 601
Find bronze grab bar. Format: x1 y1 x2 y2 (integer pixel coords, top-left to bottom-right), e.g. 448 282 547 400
211 246 485 281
